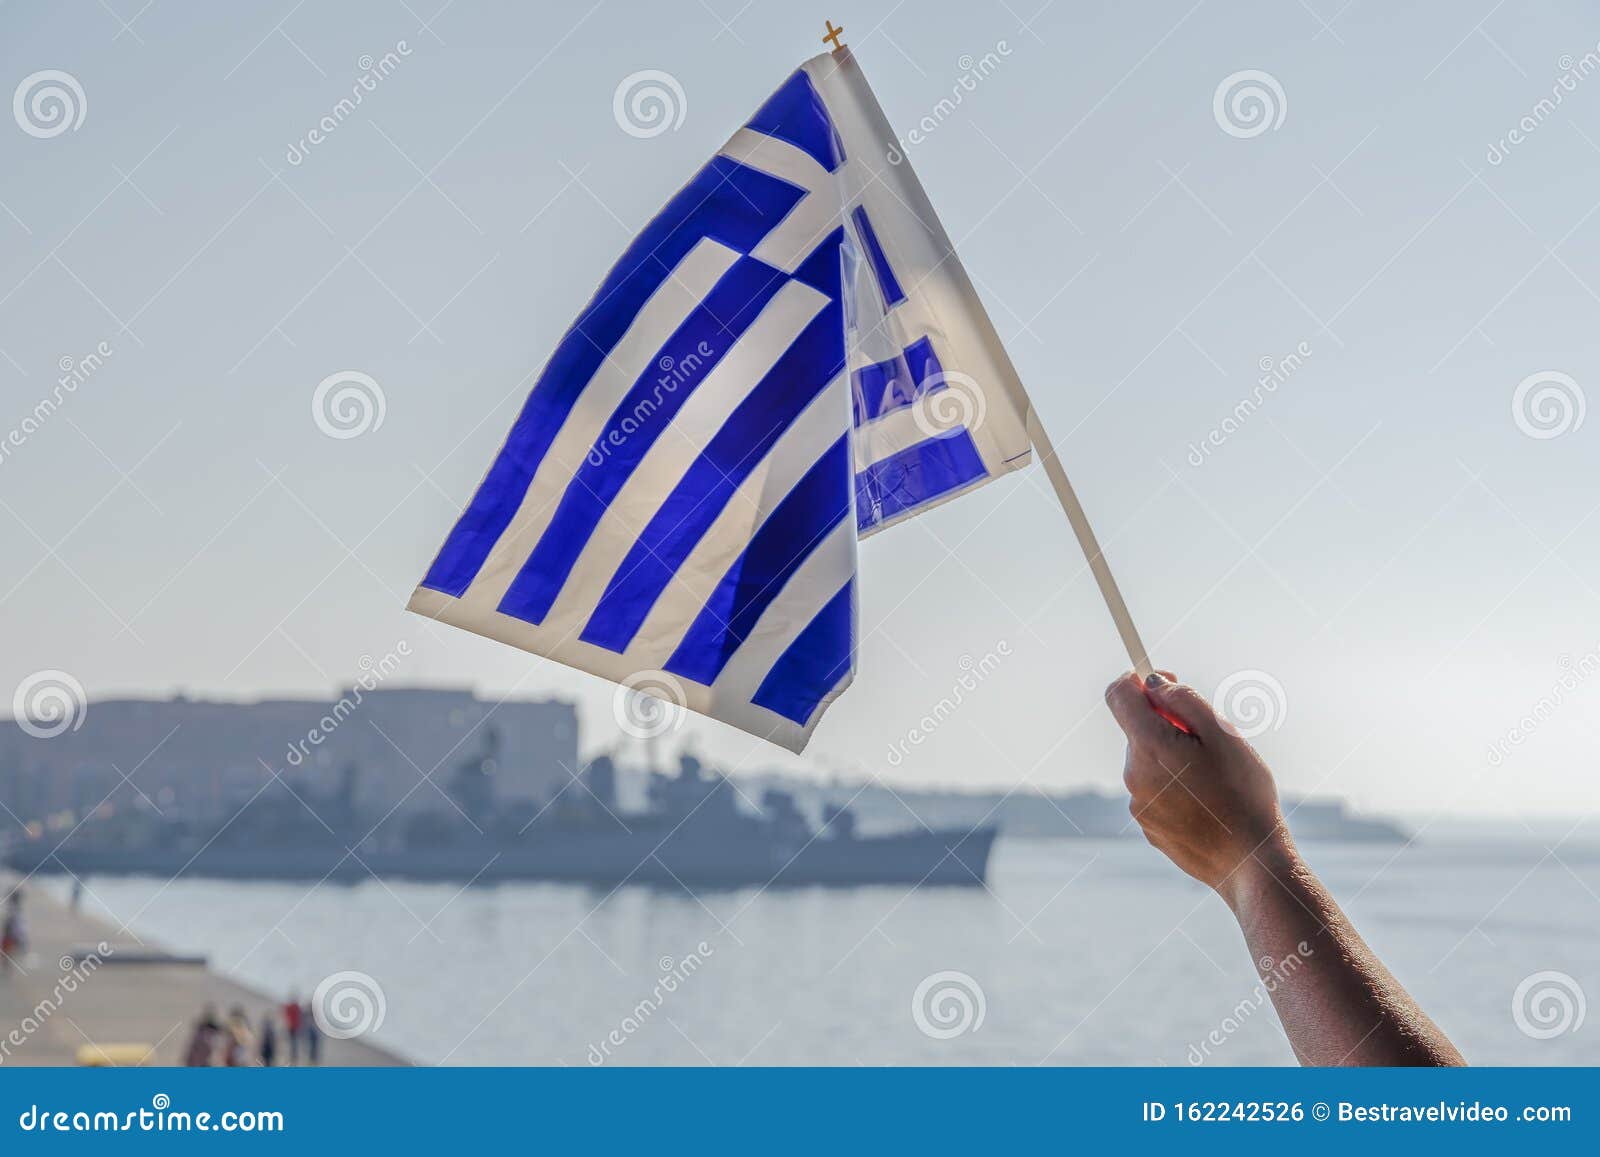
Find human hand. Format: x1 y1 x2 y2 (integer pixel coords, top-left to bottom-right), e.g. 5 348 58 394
1104 671 1295 906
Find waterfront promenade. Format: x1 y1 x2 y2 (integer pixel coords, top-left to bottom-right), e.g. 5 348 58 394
0 874 402 1066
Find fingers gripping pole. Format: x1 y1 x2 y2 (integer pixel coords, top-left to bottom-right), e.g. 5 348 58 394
1025 408 1154 679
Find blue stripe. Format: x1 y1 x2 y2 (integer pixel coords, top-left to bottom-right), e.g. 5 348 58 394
418 157 808 597
744 70 845 174
851 335 944 426
495 256 790 625
850 206 906 309
751 579 854 725
664 436 851 686
579 230 850 655
856 428 989 532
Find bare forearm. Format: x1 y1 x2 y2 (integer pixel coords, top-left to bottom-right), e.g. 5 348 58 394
1221 834 1464 1066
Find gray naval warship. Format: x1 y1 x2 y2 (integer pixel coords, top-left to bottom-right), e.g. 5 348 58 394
4 738 995 890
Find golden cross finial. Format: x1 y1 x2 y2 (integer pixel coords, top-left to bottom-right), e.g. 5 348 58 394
822 20 845 51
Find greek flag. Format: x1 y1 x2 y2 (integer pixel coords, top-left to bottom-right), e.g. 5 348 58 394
408 49 1032 752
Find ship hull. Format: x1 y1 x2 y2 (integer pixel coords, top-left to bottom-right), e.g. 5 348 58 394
5 826 997 889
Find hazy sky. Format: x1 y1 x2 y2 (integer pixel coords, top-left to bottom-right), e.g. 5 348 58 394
4 1 1600 818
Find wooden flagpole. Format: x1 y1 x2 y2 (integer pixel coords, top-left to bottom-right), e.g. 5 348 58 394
1025 407 1154 679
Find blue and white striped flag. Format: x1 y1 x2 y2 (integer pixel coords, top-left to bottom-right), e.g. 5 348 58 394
408 49 1033 752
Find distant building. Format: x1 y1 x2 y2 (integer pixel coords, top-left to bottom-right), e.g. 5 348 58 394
0 688 577 827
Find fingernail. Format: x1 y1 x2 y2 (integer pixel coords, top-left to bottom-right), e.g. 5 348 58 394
1144 672 1167 688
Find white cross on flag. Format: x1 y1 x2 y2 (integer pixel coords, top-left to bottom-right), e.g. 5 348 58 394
408 48 1038 752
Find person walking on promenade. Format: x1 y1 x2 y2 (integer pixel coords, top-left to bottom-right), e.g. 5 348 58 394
183 1004 223 1066
1105 672 1465 1066
283 993 303 1064
1 890 27 974
223 1005 255 1066
302 999 321 1065
259 1010 279 1066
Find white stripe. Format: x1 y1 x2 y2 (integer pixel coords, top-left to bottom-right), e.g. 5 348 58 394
539 278 830 635
711 514 855 698
460 237 742 612
626 373 852 668
718 129 846 273
719 127 832 199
